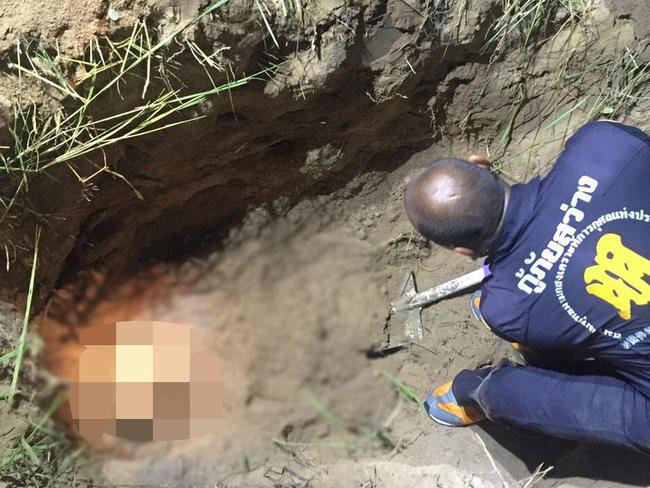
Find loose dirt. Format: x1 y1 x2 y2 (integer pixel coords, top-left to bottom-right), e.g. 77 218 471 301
39 143 650 487
1 0 650 487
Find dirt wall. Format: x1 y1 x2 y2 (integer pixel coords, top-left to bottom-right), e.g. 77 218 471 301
1 0 650 487
0 0 508 298
0 0 641 301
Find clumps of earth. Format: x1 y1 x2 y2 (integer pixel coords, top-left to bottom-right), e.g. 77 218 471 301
0 0 649 487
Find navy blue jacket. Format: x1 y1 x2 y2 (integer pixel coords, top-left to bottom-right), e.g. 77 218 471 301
481 122 650 397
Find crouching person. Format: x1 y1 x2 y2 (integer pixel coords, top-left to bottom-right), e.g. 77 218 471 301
404 122 650 452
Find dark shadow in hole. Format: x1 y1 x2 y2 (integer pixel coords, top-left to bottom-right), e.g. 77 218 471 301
476 421 650 487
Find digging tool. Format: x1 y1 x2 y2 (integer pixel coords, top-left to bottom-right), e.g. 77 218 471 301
386 265 490 349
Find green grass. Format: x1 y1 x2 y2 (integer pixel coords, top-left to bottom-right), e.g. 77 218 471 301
0 0 273 241
304 390 348 431
482 0 594 150
584 46 650 121
484 0 649 162
0 227 76 486
9 225 40 403
381 371 421 407
0 1 277 484
0 394 75 486
490 40 650 183
539 44 650 137
486 0 593 59
271 389 411 456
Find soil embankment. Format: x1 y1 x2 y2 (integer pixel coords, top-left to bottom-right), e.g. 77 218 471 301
0 1 649 486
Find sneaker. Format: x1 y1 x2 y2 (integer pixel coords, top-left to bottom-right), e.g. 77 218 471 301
470 290 491 330
424 381 485 427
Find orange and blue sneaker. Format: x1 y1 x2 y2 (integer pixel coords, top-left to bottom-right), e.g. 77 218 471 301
424 381 485 427
470 290 491 331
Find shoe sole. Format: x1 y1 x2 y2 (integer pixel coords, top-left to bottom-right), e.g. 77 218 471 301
426 410 457 427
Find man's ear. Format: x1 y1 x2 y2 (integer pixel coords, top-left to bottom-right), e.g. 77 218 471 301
468 154 490 169
454 246 477 258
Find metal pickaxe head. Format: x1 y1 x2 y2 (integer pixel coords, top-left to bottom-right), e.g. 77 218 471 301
387 267 488 350
387 272 424 348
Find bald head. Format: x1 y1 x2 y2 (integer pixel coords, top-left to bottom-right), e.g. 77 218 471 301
404 158 505 253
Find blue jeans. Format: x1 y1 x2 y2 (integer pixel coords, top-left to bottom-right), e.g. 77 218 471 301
470 363 650 453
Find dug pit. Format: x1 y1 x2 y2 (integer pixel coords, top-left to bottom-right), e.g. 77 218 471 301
2 0 650 487
38 143 514 485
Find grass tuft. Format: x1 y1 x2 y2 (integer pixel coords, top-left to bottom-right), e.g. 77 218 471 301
0 1 276 484
585 45 650 121
271 389 412 457
0 394 75 486
0 0 274 258
304 390 348 431
381 371 421 407
486 0 593 59
9 225 40 403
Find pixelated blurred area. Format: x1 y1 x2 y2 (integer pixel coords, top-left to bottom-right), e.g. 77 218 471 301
56 321 224 444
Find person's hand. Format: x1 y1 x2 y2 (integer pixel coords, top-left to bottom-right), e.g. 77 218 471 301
468 154 490 169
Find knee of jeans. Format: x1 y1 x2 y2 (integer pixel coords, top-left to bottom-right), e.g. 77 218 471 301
624 395 650 453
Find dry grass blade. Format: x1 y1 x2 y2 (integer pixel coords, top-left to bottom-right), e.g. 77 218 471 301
256 0 281 48
520 463 553 488
475 432 509 487
0 0 278 240
485 0 592 60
